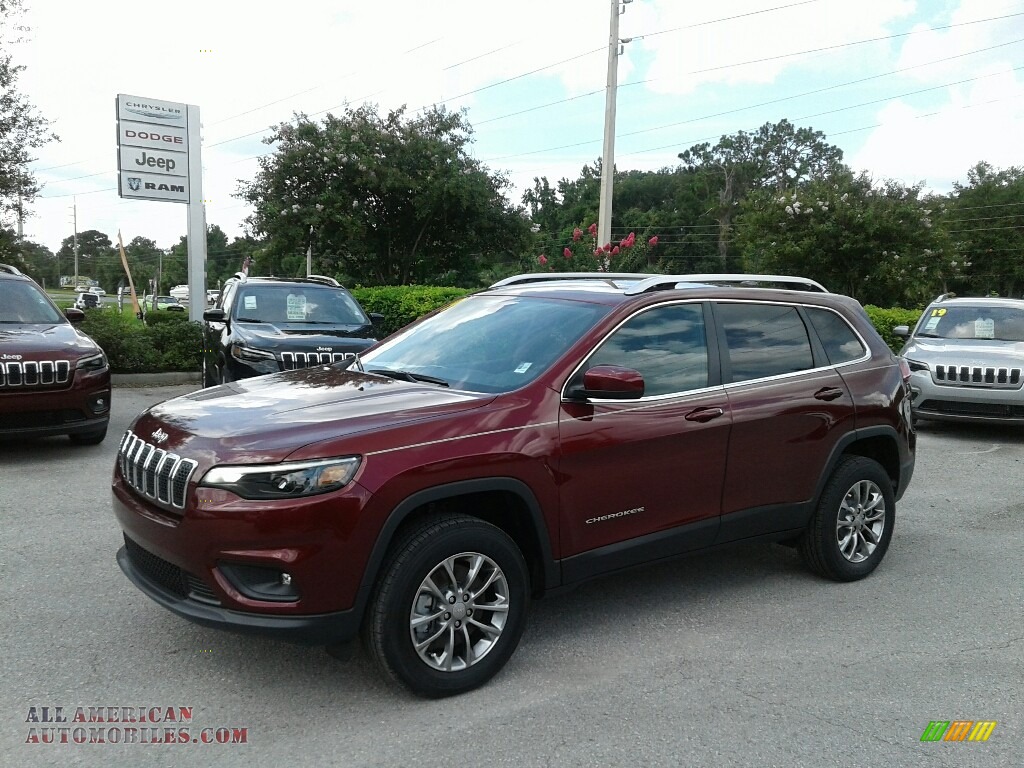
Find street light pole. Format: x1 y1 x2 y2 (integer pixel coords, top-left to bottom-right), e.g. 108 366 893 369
598 0 629 250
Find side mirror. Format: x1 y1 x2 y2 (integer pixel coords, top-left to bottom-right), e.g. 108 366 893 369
203 308 227 323
893 325 910 338
369 312 385 325
65 307 85 323
567 365 645 400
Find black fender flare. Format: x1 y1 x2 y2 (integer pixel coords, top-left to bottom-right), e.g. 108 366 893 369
356 478 559 613
813 425 909 508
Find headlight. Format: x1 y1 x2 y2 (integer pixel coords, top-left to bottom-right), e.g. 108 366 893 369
76 352 108 371
904 358 929 373
231 344 277 363
200 457 361 499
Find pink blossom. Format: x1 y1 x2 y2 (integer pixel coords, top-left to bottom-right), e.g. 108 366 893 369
563 247 572 259
538 254 548 266
612 246 620 255
594 249 602 256
572 228 582 242
587 223 598 237
648 235 659 247
603 243 613 253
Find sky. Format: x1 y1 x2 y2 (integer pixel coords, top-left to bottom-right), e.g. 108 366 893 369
12 0 1024 259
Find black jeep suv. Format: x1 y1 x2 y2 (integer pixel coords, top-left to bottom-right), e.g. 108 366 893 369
0 264 110 444
201 274 380 386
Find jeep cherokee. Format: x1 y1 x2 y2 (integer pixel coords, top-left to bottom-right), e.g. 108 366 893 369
111 273 915 697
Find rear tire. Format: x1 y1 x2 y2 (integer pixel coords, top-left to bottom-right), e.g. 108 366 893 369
799 456 895 581
362 514 530 698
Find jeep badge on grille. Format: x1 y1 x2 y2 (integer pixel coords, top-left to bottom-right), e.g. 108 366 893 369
151 428 169 444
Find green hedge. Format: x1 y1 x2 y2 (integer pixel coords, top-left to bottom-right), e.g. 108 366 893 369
863 306 922 353
351 285 474 337
79 310 203 373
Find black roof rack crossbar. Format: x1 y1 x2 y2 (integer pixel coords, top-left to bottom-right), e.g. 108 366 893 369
623 273 828 295
489 272 658 289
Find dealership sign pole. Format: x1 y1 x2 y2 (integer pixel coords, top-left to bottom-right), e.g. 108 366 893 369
116 94 207 321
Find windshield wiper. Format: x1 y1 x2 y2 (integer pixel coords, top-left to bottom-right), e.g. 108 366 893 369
915 332 942 338
366 368 449 387
235 317 264 323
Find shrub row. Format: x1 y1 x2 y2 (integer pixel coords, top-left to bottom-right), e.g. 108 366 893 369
863 306 922 353
351 285 473 338
80 310 203 374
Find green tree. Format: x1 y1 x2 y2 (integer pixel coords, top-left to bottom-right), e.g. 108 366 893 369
238 104 531 286
679 120 845 268
55 229 113 287
0 0 57 228
164 224 232 293
944 162 1024 298
736 171 949 306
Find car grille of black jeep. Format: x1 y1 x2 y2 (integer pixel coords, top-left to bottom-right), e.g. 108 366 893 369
933 364 1022 389
279 351 355 370
918 399 1024 419
0 360 72 389
123 535 221 605
118 430 198 510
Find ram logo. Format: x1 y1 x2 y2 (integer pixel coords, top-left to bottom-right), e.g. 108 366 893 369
127 177 142 191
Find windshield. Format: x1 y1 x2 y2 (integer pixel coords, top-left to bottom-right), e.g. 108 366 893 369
917 305 1024 342
233 285 368 325
359 294 610 393
0 281 66 324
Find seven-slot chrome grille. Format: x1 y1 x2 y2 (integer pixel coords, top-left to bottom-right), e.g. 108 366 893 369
118 430 198 510
279 351 355 370
0 360 71 389
933 364 1022 389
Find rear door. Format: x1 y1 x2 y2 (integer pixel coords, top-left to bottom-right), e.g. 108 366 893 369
711 300 856 540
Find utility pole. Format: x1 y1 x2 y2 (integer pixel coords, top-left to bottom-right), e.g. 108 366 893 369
598 0 631 249
72 198 80 288
306 224 313 276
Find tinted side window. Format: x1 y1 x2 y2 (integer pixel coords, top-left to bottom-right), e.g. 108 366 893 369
717 303 813 383
806 308 866 364
587 304 708 396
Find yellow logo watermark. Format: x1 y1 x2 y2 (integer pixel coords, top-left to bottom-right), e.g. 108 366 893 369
920 720 996 742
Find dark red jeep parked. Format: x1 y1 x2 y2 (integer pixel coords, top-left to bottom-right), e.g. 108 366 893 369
1 264 110 444
111 273 915 697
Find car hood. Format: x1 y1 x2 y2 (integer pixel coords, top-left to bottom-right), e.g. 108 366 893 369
235 322 376 351
902 337 1024 366
130 369 495 465
0 323 100 359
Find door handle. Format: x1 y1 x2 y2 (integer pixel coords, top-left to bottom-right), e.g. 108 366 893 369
814 387 844 401
685 406 724 422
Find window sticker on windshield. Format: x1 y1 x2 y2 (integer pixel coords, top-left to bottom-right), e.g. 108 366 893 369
975 318 995 339
924 316 941 332
930 308 946 317
514 362 532 374
244 295 257 309
286 294 307 320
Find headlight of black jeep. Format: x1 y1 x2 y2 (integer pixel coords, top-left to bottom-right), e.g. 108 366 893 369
77 352 108 372
904 358 929 373
200 457 361 499
230 344 277 364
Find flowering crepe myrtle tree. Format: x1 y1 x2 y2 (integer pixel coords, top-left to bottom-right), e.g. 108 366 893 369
238 104 530 286
535 221 660 273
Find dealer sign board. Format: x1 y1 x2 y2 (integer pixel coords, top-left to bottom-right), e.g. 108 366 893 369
116 94 190 203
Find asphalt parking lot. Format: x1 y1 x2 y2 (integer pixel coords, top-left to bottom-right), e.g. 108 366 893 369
1 384 1021 767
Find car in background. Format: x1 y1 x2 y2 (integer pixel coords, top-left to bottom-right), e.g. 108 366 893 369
88 287 106 297
895 293 1024 423
150 296 186 313
169 285 189 303
201 273 380 386
0 263 110 444
73 291 103 310
113 272 915 697
206 289 220 305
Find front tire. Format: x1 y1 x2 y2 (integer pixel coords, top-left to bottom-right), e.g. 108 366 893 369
363 514 530 698
799 456 895 581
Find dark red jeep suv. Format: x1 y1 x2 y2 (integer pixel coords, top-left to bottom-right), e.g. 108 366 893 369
111 273 915 697
1 264 110 444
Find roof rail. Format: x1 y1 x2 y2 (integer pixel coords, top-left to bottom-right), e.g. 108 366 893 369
490 272 658 289
0 263 24 276
623 273 828 295
305 274 341 287
934 292 957 302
